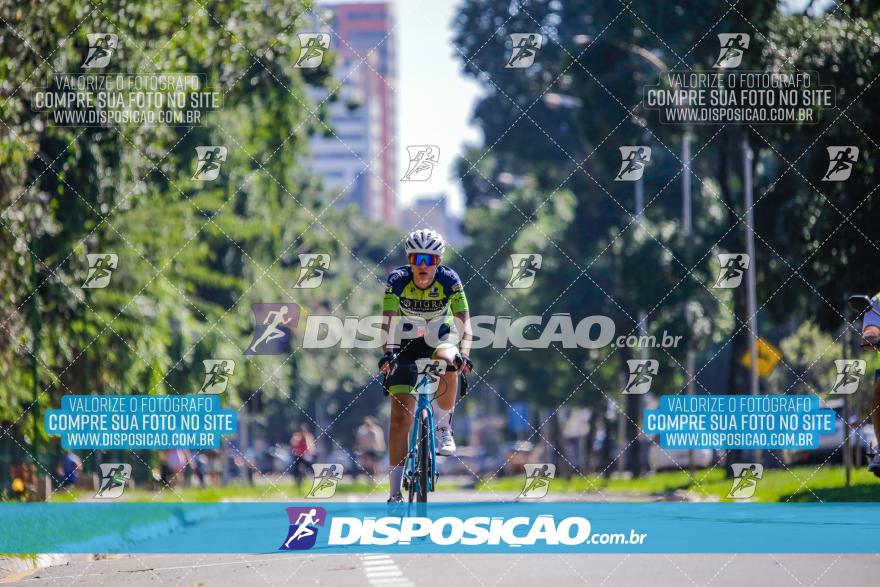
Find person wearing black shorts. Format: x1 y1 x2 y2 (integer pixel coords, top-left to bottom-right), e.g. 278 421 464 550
378 229 473 502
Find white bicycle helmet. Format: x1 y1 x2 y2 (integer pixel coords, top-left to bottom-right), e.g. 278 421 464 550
404 228 446 255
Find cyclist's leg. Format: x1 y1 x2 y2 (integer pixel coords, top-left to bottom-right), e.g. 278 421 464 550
386 338 421 497
431 344 459 421
871 374 880 456
431 343 459 456
389 392 415 496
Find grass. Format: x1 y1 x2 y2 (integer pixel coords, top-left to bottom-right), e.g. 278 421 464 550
0 507 191 554
37 466 880 503
49 479 461 502
477 465 880 502
0 553 39 563
50 480 376 502
477 468 726 496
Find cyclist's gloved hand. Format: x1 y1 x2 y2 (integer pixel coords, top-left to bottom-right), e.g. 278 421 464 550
378 351 397 373
862 326 880 349
454 353 473 373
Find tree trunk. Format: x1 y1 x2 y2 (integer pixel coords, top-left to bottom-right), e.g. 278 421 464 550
719 129 749 474
619 346 642 477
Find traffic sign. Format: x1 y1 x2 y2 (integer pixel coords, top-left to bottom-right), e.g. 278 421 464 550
740 337 783 378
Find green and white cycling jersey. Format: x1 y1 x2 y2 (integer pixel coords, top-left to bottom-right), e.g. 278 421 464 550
382 265 469 321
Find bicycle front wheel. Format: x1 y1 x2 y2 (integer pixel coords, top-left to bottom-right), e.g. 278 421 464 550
417 408 431 503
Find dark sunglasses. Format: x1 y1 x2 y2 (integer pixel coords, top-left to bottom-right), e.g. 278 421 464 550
408 253 439 266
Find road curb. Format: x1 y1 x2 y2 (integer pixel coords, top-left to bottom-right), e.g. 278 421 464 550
0 554 69 582
0 505 222 574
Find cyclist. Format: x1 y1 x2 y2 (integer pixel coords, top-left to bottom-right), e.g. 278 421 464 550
379 229 473 503
858 293 880 475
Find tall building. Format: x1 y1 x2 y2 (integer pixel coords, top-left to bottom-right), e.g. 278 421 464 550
309 2 397 223
398 194 464 248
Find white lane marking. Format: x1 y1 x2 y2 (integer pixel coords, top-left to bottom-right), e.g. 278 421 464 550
359 554 412 586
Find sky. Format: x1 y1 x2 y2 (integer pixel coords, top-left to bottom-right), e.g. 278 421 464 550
336 0 832 217
319 0 482 217
393 0 483 216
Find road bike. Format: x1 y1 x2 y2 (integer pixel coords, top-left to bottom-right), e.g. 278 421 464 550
847 294 880 477
384 358 467 506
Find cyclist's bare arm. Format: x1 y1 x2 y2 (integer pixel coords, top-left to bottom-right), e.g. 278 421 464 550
380 310 399 372
864 325 880 347
861 301 879 347
454 310 473 373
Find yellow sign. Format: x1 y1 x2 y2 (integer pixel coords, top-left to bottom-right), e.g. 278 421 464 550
740 337 783 379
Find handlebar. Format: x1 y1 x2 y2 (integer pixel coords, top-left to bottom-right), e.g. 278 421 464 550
392 360 459 374
380 359 469 397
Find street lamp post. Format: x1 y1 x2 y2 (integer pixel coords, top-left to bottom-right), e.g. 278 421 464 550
28 223 42 489
629 149 648 477
742 138 760 465
842 304 852 487
683 131 696 474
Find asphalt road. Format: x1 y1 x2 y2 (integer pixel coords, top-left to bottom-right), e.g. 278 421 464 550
3 490 878 586
7 552 879 586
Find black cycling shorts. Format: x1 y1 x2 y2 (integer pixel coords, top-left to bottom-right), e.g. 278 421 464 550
385 333 455 393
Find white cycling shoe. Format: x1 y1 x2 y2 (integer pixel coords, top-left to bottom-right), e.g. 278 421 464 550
436 427 456 456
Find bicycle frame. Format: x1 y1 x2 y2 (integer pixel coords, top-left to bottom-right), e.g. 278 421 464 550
404 363 440 499
381 357 464 502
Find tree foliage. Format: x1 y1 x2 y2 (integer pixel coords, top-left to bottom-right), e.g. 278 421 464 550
453 0 879 471
0 1 398 463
